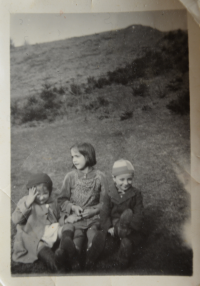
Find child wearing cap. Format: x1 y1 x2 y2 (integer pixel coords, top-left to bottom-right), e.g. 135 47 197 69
100 159 144 268
12 173 71 272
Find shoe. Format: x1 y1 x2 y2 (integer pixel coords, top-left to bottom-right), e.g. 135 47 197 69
118 238 132 269
38 246 57 272
118 209 133 239
85 231 105 270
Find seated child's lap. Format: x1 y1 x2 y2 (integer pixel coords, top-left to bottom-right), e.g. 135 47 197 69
64 218 100 231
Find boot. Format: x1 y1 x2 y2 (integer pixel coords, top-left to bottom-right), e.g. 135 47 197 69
118 209 133 239
55 230 81 271
118 237 132 269
38 246 57 272
85 231 105 270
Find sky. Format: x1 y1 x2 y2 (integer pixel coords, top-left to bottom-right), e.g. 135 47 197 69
10 10 187 47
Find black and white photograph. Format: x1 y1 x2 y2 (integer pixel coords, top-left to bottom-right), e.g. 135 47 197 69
10 10 192 276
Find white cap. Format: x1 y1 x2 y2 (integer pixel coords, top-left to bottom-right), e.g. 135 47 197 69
112 159 134 176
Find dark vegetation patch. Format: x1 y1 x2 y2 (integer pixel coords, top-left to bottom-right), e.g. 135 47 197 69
167 90 190 115
132 83 148 97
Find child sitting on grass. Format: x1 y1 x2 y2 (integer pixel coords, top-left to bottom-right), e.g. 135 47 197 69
100 159 144 269
56 142 107 271
12 173 69 272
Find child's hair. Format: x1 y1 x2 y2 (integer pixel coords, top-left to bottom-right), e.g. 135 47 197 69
71 142 97 167
26 173 53 194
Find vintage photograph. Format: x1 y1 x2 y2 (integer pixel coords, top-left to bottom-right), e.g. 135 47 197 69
10 11 192 275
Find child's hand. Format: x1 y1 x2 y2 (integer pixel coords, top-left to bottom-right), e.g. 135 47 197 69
108 227 115 237
26 187 38 208
81 208 97 219
71 205 83 216
65 214 82 224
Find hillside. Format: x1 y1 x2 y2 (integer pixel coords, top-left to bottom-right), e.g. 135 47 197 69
11 25 164 99
11 25 189 126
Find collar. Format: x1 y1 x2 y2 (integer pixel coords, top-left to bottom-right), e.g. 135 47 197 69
76 167 95 179
109 184 136 204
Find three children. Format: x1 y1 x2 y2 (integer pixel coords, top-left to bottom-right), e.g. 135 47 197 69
12 144 144 272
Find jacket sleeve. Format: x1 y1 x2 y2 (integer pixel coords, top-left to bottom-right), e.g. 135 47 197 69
92 171 109 214
12 196 32 225
130 189 144 231
57 172 74 225
100 186 112 233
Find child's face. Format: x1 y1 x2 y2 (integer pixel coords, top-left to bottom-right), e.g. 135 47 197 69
35 183 50 205
113 173 133 192
71 148 86 170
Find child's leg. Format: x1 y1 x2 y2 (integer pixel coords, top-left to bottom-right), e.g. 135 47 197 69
86 224 99 250
116 210 144 269
114 209 133 239
73 229 85 254
118 237 132 269
58 223 74 240
85 223 106 270
55 224 75 265
56 224 81 271
37 241 57 272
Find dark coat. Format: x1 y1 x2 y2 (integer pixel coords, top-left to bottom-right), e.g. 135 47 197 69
100 184 144 233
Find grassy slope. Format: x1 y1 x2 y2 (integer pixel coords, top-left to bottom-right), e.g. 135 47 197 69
11 25 162 99
11 25 192 275
11 97 191 275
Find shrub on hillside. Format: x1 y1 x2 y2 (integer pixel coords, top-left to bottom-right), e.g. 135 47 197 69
142 104 152 111
20 102 48 123
167 78 182 92
11 83 65 124
107 68 129 85
40 86 62 110
167 90 190 115
120 110 133 120
70 83 81 95
87 76 97 87
85 77 96 93
97 96 109 106
83 96 109 111
132 83 148 97
160 30 189 73
95 77 109 89
53 86 66 95
83 100 100 111
131 57 147 78
11 99 20 124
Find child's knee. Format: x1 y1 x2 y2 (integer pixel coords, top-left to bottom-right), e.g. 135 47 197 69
74 229 85 238
121 208 133 219
88 222 100 233
62 223 75 233
73 229 85 252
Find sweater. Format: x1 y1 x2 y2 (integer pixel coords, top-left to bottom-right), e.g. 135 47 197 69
57 168 108 224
